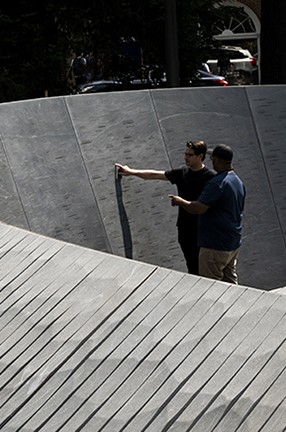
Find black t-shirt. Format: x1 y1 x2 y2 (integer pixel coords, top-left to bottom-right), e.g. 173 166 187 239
165 166 215 232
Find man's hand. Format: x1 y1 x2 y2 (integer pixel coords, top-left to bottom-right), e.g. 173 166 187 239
169 194 209 214
115 164 166 180
168 195 183 207
115 163 133 176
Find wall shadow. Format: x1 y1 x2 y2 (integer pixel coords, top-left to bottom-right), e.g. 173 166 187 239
114 170 133 259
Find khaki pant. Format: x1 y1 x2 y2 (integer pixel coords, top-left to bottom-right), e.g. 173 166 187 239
199 247 240 284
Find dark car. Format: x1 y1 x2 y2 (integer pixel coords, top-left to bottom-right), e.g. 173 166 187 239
76 71 228 94
76 78 157 94
189 70 228 87
77 80 124 94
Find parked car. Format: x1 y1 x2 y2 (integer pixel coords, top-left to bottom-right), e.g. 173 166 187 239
125 78 161 90
75 70 228 94
76 80 124 94
76 77 160 94
189 70 228 87
206 46 257 83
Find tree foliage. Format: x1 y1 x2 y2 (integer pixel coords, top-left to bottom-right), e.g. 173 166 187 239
0 0 227 102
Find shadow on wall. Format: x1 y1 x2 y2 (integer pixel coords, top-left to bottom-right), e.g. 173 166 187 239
115 168 133 259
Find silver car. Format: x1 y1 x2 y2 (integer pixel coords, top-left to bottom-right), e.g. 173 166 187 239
207 46 257 83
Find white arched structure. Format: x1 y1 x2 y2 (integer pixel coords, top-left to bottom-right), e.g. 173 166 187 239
215 1 261 83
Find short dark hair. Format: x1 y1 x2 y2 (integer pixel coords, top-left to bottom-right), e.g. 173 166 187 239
186 140 207 160
212 144 233 162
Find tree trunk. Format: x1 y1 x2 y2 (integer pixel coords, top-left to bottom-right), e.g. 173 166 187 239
261 0 286 84
165 0 180 87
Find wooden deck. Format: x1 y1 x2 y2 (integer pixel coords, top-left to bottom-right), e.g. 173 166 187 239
1 222 285 431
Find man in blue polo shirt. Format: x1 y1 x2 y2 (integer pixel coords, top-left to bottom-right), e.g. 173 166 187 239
169 144 246 284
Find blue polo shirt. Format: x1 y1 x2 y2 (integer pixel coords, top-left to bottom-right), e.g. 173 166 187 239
198 171 246 251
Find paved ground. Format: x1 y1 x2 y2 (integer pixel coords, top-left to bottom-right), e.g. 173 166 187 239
1 86 286 431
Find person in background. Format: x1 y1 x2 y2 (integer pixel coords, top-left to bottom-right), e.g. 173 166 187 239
169 144 246 284
70 52 87 86
115 140 215 275
85 52 96 82
217 51 231 76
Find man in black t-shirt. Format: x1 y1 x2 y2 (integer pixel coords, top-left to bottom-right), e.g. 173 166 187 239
115 140 215 274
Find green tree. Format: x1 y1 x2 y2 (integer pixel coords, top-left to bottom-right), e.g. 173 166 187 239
176 0 227 83
0 0 230 102
0 2 71 100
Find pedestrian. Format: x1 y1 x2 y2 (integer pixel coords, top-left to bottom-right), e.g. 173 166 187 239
217 51 231 76
169 144 246 284
115 140 215 275
71 52 87 86
85 52 96 82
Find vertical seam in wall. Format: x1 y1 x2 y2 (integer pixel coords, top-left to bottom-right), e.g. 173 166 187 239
0 130 31 230
63 97 112 253
150 90 173 169
244 87 286 249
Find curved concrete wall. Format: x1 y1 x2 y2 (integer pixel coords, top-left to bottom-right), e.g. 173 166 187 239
0 86 286 289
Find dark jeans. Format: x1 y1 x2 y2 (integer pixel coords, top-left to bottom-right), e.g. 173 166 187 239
178 230 199 275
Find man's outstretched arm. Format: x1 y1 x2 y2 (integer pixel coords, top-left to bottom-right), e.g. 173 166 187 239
115 163 167 180
168 194 209 215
